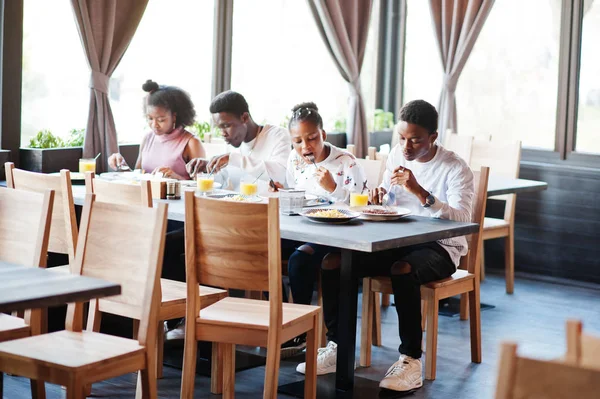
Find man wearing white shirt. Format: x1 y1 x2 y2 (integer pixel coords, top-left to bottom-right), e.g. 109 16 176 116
296 100 474 393
186 90 290 188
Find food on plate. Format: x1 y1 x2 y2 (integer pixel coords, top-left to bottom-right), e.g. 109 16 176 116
362 208 398 215
308 209 348 218
226 194 250 202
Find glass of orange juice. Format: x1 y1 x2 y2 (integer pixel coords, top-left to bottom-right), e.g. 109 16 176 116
196 173 214 196
350 192 369 207
78 158 96 174
240 176 258 197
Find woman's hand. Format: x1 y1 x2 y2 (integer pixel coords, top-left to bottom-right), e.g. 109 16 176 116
108 153 127 171
269 181 284 192
152 166 184 180
315 166 337 193
185 158 209 178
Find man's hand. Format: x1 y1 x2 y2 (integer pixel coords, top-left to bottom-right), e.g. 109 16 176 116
315 166 336 193
390 166 429 204
369 187 387 205
185 158 209 178
207 154 230 174
269 181 284 192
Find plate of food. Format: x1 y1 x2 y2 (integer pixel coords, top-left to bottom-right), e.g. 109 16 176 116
352 206 411 221
179 180 222 189
206 193 262 202
300 208 361 224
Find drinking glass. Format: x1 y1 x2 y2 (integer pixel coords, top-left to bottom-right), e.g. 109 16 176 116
196 173 214 196
78 158 96 174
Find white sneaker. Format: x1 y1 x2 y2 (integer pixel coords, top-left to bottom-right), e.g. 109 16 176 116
165 319 185 341
296 341 338 375
379 355 423 391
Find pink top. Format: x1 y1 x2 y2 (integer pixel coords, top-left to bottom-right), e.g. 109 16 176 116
140 127 194 179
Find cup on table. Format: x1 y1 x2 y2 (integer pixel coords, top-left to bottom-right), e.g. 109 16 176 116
350 192 369 207
79 158 96 174
279 189 305 215
196 173 214 196
240 176 258 197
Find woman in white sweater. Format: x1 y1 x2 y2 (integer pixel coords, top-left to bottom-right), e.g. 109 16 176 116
272 102 366 355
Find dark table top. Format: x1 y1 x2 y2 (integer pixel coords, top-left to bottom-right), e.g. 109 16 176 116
0 262 121 313
279 215 478 252
486 176 548 196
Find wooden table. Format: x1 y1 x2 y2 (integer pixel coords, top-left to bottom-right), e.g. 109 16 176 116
0 262 121 313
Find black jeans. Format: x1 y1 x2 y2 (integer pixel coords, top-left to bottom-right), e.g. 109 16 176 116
322 242 455 359
163 220 185 329
286 243 335 306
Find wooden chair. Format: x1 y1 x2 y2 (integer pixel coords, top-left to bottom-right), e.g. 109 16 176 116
344 144 356 156
0 194 168 398
84 173 227 381
180 193 320 398
470 140 521 291
360 167 489 380
495 342 600 399
442 133 474 163
0 187 54 398
5 162 78 265
565 319 600 370
355 158 384 191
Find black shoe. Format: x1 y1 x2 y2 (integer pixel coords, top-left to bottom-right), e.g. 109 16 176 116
280 335 307 359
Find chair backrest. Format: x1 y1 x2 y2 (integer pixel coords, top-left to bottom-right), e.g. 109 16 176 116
68 194 168 345
495 342 600 399
470 139 521 179
203 142 229 159
464 167 490 277
85 172 152 207
566 320 600 370
184 192 282 324
443 133 474 164
356 158 384 190
0 187 54 268
5 163 78 262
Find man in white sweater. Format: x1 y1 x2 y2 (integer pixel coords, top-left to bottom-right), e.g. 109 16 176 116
296 100 474 393
186 90 290 188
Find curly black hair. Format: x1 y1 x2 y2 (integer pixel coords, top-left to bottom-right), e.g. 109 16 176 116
399 100 438 134
209 90 249 118
142 79 196 127
289 101 323 130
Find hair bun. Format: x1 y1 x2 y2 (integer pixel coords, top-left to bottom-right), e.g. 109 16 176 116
142 80 159 93
291 102 318 113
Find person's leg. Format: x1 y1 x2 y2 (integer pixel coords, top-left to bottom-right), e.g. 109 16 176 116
287 244 321 306
380 243 455 391
296 251 341 375
162 221 185 333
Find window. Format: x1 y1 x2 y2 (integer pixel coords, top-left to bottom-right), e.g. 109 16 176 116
111 0 215 144
403 0 444 108
575 1 600 154
230 0 378 133
456 0 560 149
21 0 89 146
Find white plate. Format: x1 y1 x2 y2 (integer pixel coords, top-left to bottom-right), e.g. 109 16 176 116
206 193 262 203
351 206 412 221
180 180 222 189
300 208 361 224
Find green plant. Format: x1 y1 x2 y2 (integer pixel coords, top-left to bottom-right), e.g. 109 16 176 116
189 121 212 141
373 109 395 131
28 129 65 149
65 128 85 147
333 117 347 133
280 115 290 129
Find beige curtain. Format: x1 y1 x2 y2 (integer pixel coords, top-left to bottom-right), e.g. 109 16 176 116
308 0 373 157
430 0 494 140
71 0 148 172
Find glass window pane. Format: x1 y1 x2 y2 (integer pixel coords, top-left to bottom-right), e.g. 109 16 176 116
231 0 378 133
112 0 215 144
456 0 560 148
403 0 444 108
21 0 89 147
576 0 600 154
